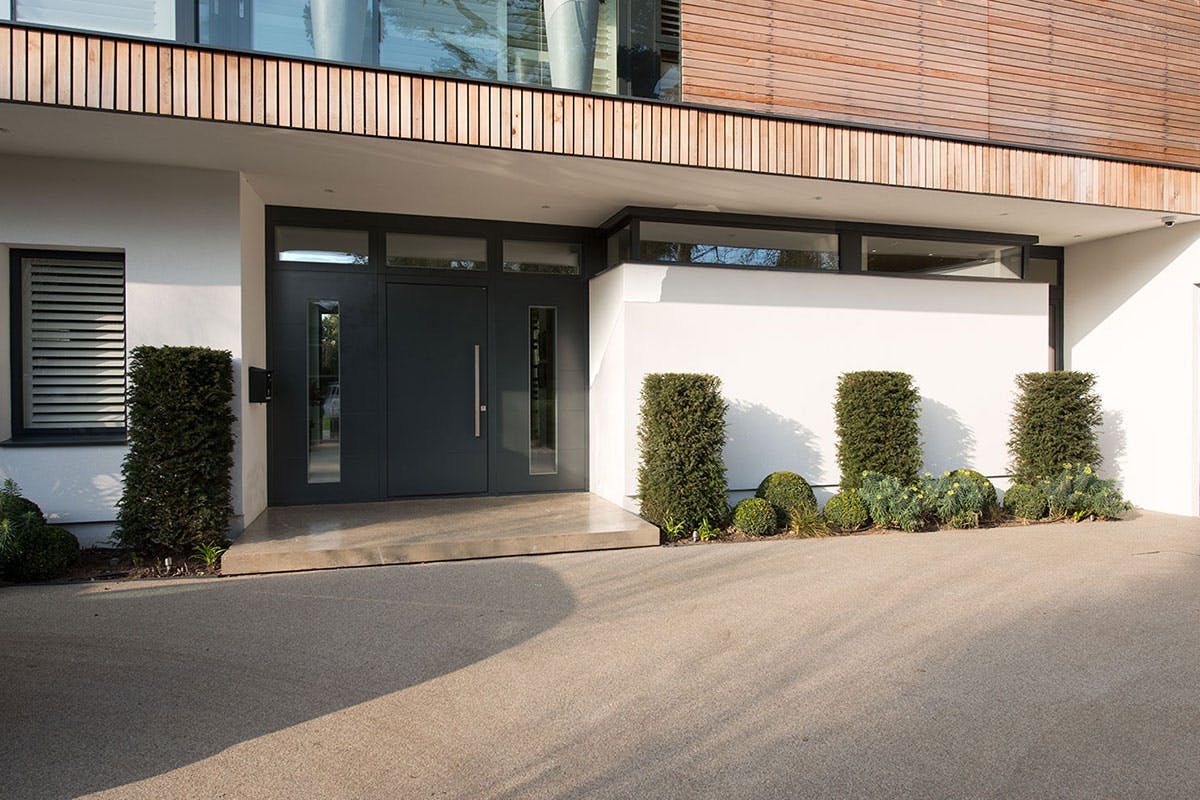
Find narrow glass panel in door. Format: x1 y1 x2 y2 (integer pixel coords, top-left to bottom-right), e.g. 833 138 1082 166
529 306 557 475
307 301 341 484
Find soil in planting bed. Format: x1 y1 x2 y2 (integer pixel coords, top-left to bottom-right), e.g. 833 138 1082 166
663 513 1121 547
2 548 225 585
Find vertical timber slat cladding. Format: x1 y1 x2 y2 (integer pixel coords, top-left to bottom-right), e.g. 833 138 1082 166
680 0 1200 169
1 23 1198 214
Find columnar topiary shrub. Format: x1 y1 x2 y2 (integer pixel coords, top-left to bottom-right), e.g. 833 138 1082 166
636 373 728 536
755 471 817 527
116 346 235 557
1008 371 1102 484
824 490 870 532
0 481 79 581
733 497 777 537
835 371 923 489
1003 483 1048 521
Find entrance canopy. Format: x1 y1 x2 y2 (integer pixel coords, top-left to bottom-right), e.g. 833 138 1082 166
0 102 1192 247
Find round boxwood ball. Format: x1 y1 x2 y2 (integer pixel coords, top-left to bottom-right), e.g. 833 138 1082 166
755 471 818 527
0 492 44 526
1 520 79 582
1003 483 1048 520
951 469 998 514
733 497 778 537
824 490 870 532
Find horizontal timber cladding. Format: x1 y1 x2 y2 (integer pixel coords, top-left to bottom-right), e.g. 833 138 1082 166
680 0 1200 171
1 23 1198 215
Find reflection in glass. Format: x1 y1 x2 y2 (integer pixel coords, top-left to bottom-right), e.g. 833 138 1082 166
200 0 375 62
386 233 487 270
504 240 582 275
379 0 617 93
862 237 1022 279
197 0 652 95
308 301 341 484
626 0 680 100
277 227 370 265
606 226 631 268
529 306 557 475
639 222 839 269
15 0 175 39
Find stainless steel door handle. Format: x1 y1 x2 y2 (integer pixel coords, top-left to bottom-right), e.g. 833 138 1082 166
474 344 481 438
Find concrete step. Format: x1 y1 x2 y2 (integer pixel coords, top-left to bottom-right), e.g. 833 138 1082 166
222 492 659 575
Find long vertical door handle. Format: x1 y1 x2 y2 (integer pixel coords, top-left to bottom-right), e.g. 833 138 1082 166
474 344 481 438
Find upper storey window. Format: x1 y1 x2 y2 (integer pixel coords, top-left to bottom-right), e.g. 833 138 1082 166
11 0 174 39
10 1 678 101
199 0 678 100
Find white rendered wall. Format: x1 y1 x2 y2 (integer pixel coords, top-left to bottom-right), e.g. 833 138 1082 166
239 177 268 529
590 263 1048 512
1065 221 1200 516
0 155 252 545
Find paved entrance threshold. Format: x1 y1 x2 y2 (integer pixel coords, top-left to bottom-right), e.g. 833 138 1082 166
222 493 659 575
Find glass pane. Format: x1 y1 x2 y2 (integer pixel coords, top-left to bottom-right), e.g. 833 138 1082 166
628 0 680 99
606 226 632 268
386 233 487 271
15 0 175 39
529 306 557 475
1026 257 1060 285
308 301 341 484
863 237 1023 279
379 0 616 93
504 240 581 275
382 0 503 79
243 0 375 63
277 227 369 266
639 222 839 270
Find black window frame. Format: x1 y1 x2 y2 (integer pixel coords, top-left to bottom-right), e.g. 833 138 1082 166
6 248 128 446
1029 244 1065 371
859 232 1028 280
599 206 1039 282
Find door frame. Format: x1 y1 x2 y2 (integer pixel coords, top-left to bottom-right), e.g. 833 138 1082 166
265 205 600 506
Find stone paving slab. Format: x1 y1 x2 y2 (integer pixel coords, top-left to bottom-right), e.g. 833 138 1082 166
222 492 660 574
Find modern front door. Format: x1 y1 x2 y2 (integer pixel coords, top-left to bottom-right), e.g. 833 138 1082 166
386 283 489 496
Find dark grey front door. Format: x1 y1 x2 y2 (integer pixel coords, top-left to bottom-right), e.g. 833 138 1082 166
386 283 488 496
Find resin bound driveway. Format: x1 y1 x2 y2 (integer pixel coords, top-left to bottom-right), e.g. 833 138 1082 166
2 511 1198 800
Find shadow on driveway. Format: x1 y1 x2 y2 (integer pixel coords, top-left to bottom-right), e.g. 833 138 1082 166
0 559 574 800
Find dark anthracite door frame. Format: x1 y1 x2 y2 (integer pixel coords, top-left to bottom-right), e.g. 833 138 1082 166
265 206 599 506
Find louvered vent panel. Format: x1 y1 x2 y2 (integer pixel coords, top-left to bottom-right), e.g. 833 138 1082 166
22 258 126 430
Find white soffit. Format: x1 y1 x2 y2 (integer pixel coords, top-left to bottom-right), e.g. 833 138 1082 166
0 103 1191 246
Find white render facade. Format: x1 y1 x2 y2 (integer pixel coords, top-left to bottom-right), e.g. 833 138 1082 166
0 17 1195 544
2 116 1199 544
0 156 267 543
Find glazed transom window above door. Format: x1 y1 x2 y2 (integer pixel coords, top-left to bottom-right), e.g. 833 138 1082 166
277 227 370 266
504 240 581 275
386 233 487 272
